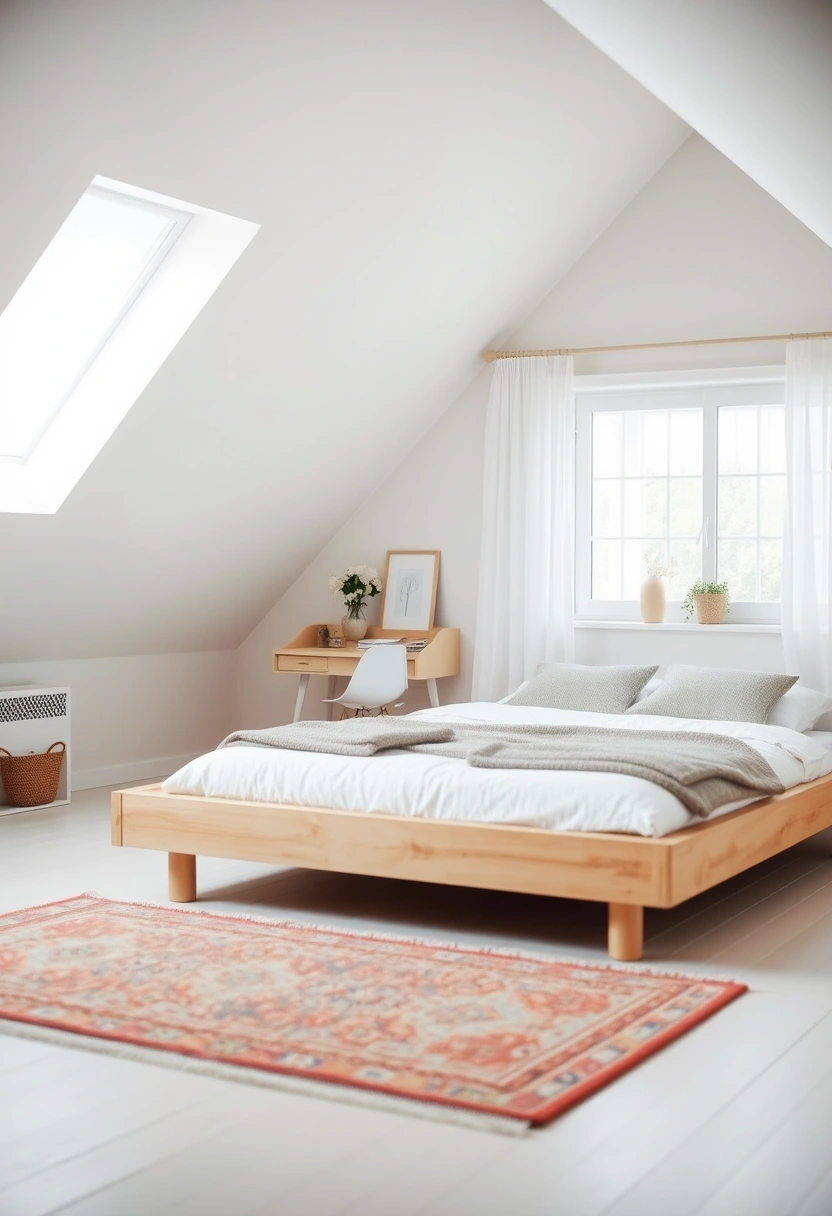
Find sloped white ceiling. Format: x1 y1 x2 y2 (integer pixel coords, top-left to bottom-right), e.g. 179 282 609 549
0 0 687 661
544 0 832 251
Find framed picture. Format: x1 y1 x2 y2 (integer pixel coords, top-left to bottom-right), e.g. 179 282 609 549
380 550 440 633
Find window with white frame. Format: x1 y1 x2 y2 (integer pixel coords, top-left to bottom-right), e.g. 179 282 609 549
0 176 259 514
0 185 191 463
575 370 786 624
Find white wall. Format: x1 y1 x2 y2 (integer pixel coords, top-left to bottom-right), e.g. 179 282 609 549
0 0 688 786
234 373 486 728
0 651 234 789
545 0 832 250
235 136 832 723
0 0 686 664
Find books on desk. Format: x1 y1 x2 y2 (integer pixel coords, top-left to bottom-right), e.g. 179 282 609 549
356 638 428 651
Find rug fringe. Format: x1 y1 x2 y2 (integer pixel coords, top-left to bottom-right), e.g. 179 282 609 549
0 1017 530 1138
67 893 745 989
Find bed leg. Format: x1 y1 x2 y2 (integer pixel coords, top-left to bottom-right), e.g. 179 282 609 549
608 903 643 962
168 853 197 902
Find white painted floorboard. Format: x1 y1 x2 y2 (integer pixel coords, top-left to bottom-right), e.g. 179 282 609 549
2 786 832 1215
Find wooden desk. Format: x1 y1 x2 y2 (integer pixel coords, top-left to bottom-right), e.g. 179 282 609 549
274 625 460 721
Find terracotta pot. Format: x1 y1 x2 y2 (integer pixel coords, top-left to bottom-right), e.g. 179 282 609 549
694 593 728 625
342 612 368 642
639 576 666 624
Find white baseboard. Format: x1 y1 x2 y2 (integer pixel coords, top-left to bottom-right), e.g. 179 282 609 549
72 753 201 792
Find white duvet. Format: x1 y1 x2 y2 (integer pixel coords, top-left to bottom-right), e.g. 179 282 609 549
162 703 832 838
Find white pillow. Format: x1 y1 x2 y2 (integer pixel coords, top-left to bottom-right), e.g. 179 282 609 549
766 684 832 732
498 681 529 704
635 676 662 703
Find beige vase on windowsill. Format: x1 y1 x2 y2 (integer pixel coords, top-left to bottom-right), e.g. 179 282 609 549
639 576 666 624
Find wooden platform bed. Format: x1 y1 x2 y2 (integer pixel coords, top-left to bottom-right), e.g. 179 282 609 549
111 774 832 961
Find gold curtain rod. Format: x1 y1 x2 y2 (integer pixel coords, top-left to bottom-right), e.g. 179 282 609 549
483 329 832 361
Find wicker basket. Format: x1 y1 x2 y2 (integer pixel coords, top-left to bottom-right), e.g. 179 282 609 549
694 593 728 625
0 742 65 807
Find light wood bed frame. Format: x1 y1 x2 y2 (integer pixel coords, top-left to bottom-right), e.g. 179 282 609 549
111 775 832 961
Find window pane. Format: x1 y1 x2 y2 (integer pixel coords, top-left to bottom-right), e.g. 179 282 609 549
593 413 623 477
719 407 758 474
0 188 179 459
719 540 757 601
759 474 785 535
623 540 653 600
669 410 702 476
592 540 622 599
759 407 786 474
588 404 704 605
592 480 621 537
713 406 784 608
760 540 782 601
584 398 783 613
669 478 702 536
623 479 666 537
624 410 668 477
669 539 702 601
719 476 757 536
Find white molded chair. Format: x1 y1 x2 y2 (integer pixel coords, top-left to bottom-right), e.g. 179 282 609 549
323 645 408 717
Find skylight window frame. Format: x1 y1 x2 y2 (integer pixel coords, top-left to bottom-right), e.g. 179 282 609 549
0 175 259 514
0 184 193 464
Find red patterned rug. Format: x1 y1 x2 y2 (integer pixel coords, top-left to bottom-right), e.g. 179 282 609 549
0 896 744 1125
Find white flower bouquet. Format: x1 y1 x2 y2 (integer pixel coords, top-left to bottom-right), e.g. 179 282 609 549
644 549 678 580
329 565 382 621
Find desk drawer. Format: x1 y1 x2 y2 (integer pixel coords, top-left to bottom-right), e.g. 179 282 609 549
277 655 328 673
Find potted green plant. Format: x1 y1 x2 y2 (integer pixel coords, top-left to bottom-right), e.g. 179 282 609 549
682 580 730 625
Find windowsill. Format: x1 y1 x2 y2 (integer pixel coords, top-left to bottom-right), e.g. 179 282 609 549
574 620 781 634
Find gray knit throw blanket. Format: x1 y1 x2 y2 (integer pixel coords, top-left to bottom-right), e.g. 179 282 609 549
219 719 783 819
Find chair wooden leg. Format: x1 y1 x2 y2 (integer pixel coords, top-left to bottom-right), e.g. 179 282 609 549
608 903 643 961
168 853 196 902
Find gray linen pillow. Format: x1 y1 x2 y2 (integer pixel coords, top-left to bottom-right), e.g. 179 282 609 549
506 663 659 714
626 664 798 724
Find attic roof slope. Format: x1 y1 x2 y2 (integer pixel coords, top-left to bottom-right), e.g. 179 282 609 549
545 0 832 250
0 0 686 660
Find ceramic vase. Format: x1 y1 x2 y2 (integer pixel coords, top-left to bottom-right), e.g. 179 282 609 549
694 593 727 625
639 576 666 624
342 610 368 642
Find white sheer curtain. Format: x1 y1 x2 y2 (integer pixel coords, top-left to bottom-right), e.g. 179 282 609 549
782 338 832 691
472 355 575 702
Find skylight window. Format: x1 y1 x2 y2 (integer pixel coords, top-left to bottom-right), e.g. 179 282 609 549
0 186 189 460
0 176 258 513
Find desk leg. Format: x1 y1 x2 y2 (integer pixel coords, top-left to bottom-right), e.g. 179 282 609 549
293 673 310 723
426 678 440 709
